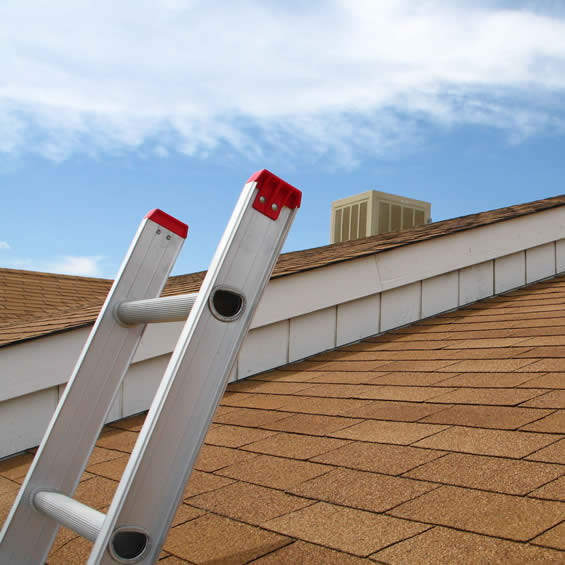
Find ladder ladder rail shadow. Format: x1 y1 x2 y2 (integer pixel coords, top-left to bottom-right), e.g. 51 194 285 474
0 170 302 565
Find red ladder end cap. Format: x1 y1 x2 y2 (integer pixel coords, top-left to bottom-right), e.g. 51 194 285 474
248 169 302 220
145 209 189 238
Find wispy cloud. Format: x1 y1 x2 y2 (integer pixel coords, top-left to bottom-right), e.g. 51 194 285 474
43 256 104 277
1 1 565 165
0 241 10 249
2 254 105 276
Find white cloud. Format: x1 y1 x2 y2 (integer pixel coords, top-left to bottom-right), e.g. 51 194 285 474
0 1 564 164
43 256 104 277
0 241 10 249
1 254 105 276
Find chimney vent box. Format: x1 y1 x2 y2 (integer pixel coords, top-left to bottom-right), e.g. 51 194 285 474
330 190 431 244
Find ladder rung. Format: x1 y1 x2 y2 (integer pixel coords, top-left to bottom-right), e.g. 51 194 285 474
33 491 104 542
116 293 198 325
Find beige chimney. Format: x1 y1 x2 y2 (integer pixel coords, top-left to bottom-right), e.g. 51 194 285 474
330 190 431 244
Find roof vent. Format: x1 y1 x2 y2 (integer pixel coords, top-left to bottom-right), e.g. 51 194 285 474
330 190 431 244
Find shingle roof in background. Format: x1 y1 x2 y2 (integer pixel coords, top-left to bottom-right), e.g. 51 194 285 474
2 275 564 563
1 193 565 348
0 268 112 323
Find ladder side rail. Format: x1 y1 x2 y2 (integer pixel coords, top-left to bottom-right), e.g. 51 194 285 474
0 210 187 565
90 172 300 564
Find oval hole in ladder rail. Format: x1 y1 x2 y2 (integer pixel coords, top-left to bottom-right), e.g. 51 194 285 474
210 287 246 321
109 528 150 563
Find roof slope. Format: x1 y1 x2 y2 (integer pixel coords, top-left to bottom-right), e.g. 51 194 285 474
2 193 565 347
2 275 565 562
0 268 112 323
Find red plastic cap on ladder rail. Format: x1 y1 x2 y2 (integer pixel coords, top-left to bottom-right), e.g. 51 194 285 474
145 209 189 239
248 169 302 220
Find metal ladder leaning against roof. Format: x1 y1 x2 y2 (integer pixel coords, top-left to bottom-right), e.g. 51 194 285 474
0 170 302 564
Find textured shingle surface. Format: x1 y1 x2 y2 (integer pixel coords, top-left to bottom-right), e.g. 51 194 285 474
2 193 565 346
3 274 565 563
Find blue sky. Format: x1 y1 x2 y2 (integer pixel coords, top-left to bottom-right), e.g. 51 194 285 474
1 1 565 278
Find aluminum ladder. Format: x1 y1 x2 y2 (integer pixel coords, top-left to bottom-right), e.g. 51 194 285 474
0 169 302 564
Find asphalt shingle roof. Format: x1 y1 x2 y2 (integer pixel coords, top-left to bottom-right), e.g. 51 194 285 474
2 275 565 563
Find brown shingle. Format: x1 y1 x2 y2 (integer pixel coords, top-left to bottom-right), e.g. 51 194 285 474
517 360 565 372
331 420 448 445
389 485 565 541
273 396 373 416
188 481 314 525
440 371 543 388
251 540 370 564
368 371 459 385
263 502 429 556
521 390 565 408
0 452 34 481
211 408 292 428
533 522 565 550
293 383 456 401
85 446 127 469
242 432 350 460
87 454 128 481
262 413 363 436
520 410 565 433
221 393 297 410
419 404 552 429
163 513 290 564
216 454 330 490
288 468 437 512
226 380 315 395
404 453 565 495
304 370 390 384
414 427 559 458
311 441 445 475
529 475 565 501
430 387 546 406
182 471 234 498
48 535 93 564
527 438 565 464
440 346 535 359
351 400 450 422
73 476 117 509
0 476 19 496
518 373 565 389
438 359 537 372
193 445 258 473
203 424 278 448
373 527 565 564
96 428 139 453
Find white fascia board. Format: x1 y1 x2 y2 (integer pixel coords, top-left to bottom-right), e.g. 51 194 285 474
0 320 185 401
374 207 565 291
251 255 379 328
254 206 565 327
0 327 90 402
